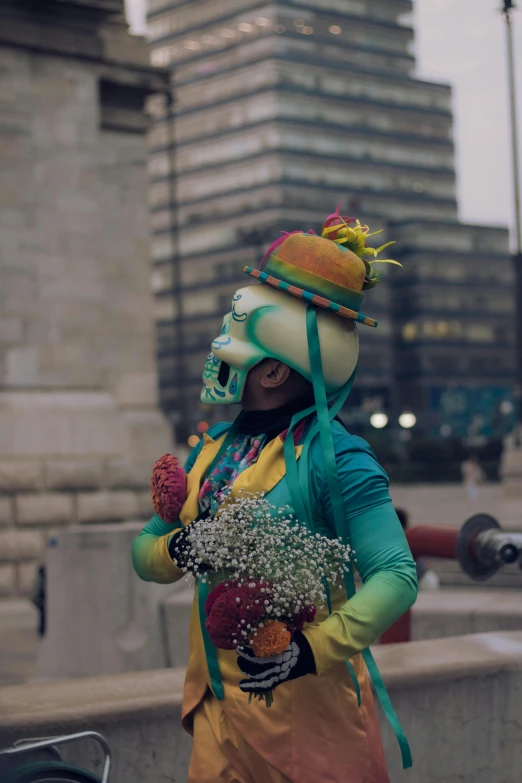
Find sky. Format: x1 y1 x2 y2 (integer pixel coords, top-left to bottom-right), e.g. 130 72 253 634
125 0 522 246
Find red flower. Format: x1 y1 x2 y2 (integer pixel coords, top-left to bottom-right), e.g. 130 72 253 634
150 454 187 523
205 602 241 649
205 582 231 616
205 583 267 650
286 604 317 631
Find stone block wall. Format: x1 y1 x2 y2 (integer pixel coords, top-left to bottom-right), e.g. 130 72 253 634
0 3 171 597
0 459 154 598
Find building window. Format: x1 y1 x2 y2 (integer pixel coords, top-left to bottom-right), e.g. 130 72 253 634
402 323 418 341
466 324 494 342
149 14 275 66
422 320 462 338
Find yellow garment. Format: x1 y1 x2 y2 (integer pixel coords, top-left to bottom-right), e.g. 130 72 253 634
141 430 389 782
181 432 306 723
190 692 291 783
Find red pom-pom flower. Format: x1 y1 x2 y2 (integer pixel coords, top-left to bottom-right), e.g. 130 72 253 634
205 582 230 616
205 583 266 650
286 604 317 631
150 454 187 523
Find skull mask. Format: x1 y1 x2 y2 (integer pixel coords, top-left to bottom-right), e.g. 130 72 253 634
201 285 359 406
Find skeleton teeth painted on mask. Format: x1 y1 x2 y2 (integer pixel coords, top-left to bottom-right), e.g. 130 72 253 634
201 353 221 402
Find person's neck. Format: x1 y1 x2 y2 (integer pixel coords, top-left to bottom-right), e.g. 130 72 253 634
237 396 314 437
241 395 312 414
242 398 288 413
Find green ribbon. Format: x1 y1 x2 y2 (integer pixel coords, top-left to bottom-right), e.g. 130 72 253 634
198 576 224 700
195 421 239 701
283 370 360 703
283 306 412 770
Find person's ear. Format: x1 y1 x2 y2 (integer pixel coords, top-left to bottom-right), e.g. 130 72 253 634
260 361 292 389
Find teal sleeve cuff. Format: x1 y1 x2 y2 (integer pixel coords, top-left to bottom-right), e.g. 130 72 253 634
138 512 173 538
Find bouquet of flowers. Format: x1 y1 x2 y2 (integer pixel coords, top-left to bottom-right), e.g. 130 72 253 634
174 491 354 706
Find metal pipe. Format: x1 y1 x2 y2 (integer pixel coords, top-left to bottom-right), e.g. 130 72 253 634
381 515 522 645
474 529 522 565
380 609 412 645
405 525 458 560
503 1 522 254
502 1 522 426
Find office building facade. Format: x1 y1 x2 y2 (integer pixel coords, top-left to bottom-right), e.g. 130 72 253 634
146 0 515 440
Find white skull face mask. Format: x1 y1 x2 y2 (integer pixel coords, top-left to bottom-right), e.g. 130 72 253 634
200 290 266 405
201 286 359 406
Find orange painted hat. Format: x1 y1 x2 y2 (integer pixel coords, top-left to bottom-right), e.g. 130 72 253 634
243 206 400 328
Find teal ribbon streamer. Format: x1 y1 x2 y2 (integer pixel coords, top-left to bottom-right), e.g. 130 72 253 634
198 576 225 700
283 370 361 704
299 306 412 770
195 421 239 701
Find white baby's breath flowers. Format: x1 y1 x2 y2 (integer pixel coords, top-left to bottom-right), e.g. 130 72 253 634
181 492 353 619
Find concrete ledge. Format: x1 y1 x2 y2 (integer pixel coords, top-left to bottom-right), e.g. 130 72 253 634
0 670 191 783
431 558 522 588
162 585 193 668
412 588 522 641
374 632 522 782
1 632 521 783
0 668 186 735
373 630 522 688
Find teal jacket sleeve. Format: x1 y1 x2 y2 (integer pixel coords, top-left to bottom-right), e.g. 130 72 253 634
303 424 418 674
131 423 231 584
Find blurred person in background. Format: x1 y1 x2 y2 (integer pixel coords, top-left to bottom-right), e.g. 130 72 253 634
460 454 486 503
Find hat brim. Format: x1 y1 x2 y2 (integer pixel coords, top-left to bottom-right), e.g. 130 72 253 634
243 266 378 328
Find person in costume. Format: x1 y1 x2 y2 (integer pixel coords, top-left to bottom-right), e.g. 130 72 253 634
132 208 418 783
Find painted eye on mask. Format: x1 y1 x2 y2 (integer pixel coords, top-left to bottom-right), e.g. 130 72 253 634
229 373 238 396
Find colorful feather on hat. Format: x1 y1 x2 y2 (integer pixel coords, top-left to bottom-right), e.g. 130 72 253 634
321 205 402 290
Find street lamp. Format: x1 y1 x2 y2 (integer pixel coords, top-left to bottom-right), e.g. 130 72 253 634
398 412 417 429
502 1 522 434
370 412 388 429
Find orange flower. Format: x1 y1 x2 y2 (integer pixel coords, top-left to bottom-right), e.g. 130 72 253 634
250 620 291 658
